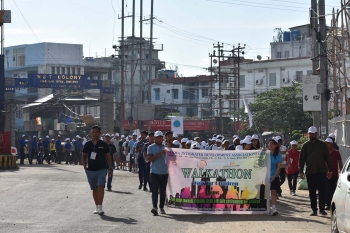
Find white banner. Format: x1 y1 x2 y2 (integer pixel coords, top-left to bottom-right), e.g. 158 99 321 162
171 116 184 134
166 148 271 214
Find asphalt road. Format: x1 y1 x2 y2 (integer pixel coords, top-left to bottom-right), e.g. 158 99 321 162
0 163 331 233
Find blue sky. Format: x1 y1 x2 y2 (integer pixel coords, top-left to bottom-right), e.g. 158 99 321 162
5 0 343 76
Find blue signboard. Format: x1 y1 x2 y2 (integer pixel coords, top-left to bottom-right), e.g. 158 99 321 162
102 87 114 94
4 87 15 92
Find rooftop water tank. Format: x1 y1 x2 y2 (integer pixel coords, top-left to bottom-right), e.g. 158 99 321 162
283 31 291 42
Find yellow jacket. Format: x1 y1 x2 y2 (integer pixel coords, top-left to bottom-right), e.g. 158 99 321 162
50 142 56 151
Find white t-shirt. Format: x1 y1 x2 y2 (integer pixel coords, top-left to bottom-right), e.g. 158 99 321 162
112 139 120 152
212 145 223 150
235 145 243 151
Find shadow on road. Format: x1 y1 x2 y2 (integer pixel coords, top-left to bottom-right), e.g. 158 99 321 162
108 190 133 195
100 215 137 224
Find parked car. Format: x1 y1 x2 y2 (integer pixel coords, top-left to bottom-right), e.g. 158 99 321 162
331 156 350 233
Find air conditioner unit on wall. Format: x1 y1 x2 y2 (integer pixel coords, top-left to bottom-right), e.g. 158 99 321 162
256 79 263 85
282 77 290 83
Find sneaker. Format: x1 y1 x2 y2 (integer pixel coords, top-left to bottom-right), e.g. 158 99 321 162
325 206 330 211
160 208 166 214
138 185 142 190
310 211 317 216
290 190 293 195
292 191 295 196
107 188 112 191
93 209 99 214
269 207 278 216
151 208 158 216
319 210 327 215
143 187 148 191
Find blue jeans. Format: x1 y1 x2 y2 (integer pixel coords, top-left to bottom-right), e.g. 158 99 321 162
107 169 114 189
151 173 168 209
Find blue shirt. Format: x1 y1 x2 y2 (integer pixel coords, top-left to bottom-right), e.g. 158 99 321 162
64 142 72 150
20 139 25 148
128 139 137 154
42 140 50 149
55 140 62 150
270 152 283 178
31 140 38 150
75 140 83 150
136 140 148 160
147 143 167 175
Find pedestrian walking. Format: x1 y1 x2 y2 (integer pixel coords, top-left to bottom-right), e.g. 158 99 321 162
82 125 112 215
268 137 282 216
128 134 137 172
75 136 83 165
64 138 72 165
24 140 29 163
119 135 127 170
19 135 26 165
30 136 38 165
37 138 44 164
275 136 287 197
105 134 116 191
325 137 343 210
143 132 154 192
55 136 62 164
286 140 300 196
42 136 50 164
112 133 121 169
135 131 149 191
299 126 333 216
327 133 339 150
148 131 168 215
50 139 57 163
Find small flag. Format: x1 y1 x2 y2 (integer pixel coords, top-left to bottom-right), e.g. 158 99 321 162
242 95 253 128
171 116 184 135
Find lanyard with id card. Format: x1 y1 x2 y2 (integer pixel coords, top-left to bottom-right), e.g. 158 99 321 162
91 144 97 160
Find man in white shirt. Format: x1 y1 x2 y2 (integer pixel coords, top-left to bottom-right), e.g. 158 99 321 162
212 139 223 150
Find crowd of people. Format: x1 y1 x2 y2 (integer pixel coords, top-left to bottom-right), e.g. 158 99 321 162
18 125 343 217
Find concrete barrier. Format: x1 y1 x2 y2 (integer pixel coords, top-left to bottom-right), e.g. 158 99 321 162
0 155 18 169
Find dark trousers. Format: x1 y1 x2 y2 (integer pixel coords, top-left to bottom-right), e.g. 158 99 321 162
278 168 286 194
30 149 37 164
146 162 151 189
151 173 168 209
50 151 57 162
306 172 326 212
138 158 148 188
19 148 25 164
56 150 62 163
107 169 113 189
287 171 299 192
43 149 50 163
65 151 71 164
325 176 338 207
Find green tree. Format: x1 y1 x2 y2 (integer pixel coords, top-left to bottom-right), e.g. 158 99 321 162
234 84 312 135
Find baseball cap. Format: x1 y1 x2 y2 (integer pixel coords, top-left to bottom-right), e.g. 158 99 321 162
173 133 178 138
121 135 125 138
328 133 335 139
245 135 252 139
46 136 50 139
25 139 28 142
66 138 70 141
57 135 61 137
233 135 239 138
186 140 192 145
290 140 298 145
181 138 188 143
154 131 164 137
274 136 282 141
191 144 200 149
252 134 259 140
233 137 240 142
132 133 137 136
222 140 229 144
217 135 223 138
22 135 26 137
325 138 333 143
173 140 181 146
270 137 279 144
51 139 55 141
216 139 222 143
76 135 80 138
105 133 111 137
111 134 114 137
33 136 37 138
212 137 217 141
72 139 76 142
243 138 252 144
194 137 200 140
308 126 317 134
115 133 120 137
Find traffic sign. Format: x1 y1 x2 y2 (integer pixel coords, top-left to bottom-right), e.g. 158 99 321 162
0 10 11 23
303 75 321 111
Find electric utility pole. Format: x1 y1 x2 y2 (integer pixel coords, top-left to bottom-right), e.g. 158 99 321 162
119 0 126 135
147 0 154 133
319 0 329 139
213 42 224 135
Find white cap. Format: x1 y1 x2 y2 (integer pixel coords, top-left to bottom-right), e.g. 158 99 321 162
252 134 259 140
22 135 26 137
121 135 125 138
181 138 188 143
191 144 200 149
275 136 282 141
25 139 28 142
270 137 278 144
290 140 298 145
115 133 120 137
222 140 229 144
328 133 335 139
132 133 137 136
233 135 239 138
51 139 55 141
216 139 222 143
194 137 200 140
66 138 70 141
39 138 42 140
233 137 240 141
240 140 244 145
57 135 61 137
217 135 223 138
186 140 192 145
76 135 80 138
33 136 37 138
173 133 178 138
243 138 252 144
245 135 252 139
46 136 50 139
72 139 76 142
155 131 164 137
308 126 317 133
111 134 114 137
325 138 333 143
105 133 111 137
173 140 181 146
212 137 217 141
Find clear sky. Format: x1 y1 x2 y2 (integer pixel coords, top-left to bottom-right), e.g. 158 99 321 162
4 0 343 76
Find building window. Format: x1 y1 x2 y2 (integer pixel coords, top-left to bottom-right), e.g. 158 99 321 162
284 51 289 58
13 48 25 67
15 105 23 119
166 90 170 93
296 71 303 82
239 75 245 88
201 81 209 86
154 88 160 101
269 73 277 86
276 52 282 58
202 88 209 97
72 67 76 75
183 90 189 99
259 70 264 73
172 89 179 99
77 68 81 75
5 50 9 55
248 71 253 73
307 70 312 75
